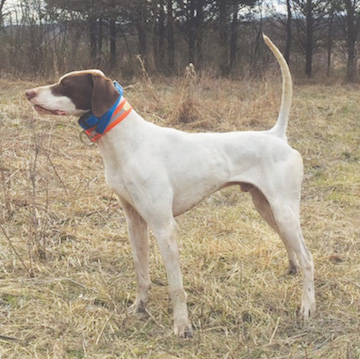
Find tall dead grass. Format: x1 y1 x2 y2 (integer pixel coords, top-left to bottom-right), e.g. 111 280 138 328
0 74 359 358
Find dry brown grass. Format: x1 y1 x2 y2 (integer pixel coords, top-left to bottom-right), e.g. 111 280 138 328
0 74 360 358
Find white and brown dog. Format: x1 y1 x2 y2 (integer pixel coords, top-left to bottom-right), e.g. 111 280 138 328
26 35 315 338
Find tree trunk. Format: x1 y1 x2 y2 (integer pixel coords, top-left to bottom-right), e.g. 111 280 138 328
327 7 334 76
229 0 238 72
219 0 228 75
345 0 358 82
285 0 292 64
119 24 135 72
305 0 313 77
167 0 175 73
98 17 103 59
188 0 196 65
195 0 204 69
158 0 166 70
136 3 148 69
89 17 97 63
152 0 159 70
110 18 116 67
0 0 6 30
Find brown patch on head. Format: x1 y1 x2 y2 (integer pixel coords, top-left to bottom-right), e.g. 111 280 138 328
51 71 119 117
51 73 93 111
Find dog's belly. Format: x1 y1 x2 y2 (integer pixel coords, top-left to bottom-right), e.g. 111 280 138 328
172 181 223 216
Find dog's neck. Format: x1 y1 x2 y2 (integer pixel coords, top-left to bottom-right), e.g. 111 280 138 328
95 108 149 175
78 81 133 143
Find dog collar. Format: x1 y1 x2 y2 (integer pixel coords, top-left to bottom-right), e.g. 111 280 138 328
78 81 132 143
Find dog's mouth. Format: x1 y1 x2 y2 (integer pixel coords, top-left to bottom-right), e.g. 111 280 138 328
33 105 67 116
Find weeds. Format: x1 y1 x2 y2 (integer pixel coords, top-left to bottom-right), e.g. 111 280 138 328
169 63 203 126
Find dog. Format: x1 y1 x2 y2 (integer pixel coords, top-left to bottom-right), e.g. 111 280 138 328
25 35 315 338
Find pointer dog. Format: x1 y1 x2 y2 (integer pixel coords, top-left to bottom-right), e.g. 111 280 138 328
26 35 315 338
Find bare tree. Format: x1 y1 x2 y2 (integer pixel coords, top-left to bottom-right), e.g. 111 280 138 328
0 0 6 29
285 0 292 63
218 0 229 74
135 1 148 68
293 0 328 77
338 0 360 82
158 0 166 70
229 0 239 71
167 0 175 72
217 0 256 75
179 0 205 69
326 0 338 75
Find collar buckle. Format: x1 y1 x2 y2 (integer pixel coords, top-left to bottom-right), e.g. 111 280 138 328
79 130 96 146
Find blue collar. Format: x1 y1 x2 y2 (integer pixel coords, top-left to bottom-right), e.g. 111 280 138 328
78 81 123 134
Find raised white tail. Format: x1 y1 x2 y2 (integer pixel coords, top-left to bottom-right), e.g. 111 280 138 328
263 34 293 141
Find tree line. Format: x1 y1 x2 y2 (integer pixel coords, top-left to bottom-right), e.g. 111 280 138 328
0 0 360 81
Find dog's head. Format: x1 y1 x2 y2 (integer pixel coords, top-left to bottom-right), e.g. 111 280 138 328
25 70 119 117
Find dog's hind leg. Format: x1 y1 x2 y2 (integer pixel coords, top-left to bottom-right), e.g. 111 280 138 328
268 198 315 320
121 199 151 314
249 186 299 274
243 152 314 320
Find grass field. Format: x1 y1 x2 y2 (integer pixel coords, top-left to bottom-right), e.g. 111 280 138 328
0 73 360 358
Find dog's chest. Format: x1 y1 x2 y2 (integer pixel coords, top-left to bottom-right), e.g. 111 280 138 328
103 165 129 198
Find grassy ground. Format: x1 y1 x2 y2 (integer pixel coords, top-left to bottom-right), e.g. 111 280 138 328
0 74 359 358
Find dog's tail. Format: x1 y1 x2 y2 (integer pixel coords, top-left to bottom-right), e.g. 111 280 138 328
263 34 292 141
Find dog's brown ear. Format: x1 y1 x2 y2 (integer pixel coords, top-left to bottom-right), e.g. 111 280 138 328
91 73 119 117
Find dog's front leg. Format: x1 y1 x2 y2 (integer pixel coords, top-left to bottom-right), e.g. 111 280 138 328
121 199 151 313
152 219 193 338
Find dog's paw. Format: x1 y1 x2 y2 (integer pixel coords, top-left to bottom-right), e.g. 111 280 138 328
286 262 298 275
129 299 147 315
174 319 193 339
300 299 316 321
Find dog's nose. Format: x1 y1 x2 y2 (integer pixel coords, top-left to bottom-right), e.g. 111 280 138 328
25 89 36 101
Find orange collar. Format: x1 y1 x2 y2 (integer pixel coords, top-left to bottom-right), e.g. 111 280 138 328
82 99 133 143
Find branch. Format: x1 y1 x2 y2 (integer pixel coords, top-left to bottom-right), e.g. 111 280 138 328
0 0 6 13
0 223 29 273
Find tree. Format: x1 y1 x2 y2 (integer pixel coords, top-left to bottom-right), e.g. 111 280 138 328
218 0 229 74
338 0 360 82
293 0 328 77
0 0 7 29
180 0 205 69
157 0 166 70
216 0 256 75
167 0 175 72
195 0 204 67
326 0 338 75
134 1 148 68
229 0 239 71
188 0 196 64
285 0 292 64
